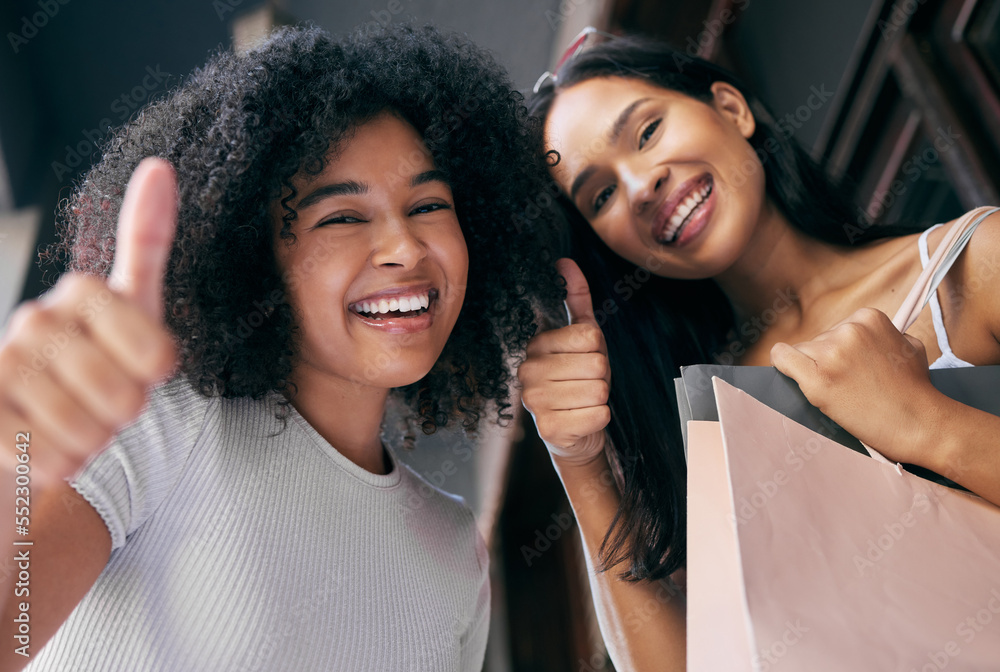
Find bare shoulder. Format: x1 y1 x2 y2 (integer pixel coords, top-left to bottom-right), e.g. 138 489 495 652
937 208 1000 353
949 208 1000 294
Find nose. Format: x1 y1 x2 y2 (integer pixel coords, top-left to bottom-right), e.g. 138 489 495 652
620 161 665 217
370 215 428 270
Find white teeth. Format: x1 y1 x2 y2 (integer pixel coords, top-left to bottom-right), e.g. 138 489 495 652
354 291 432 316
663 183 712 241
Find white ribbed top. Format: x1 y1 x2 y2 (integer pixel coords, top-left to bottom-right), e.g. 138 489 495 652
28 379 489 671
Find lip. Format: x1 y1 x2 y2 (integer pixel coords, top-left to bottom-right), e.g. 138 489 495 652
651 173 714 244
349 284 439 335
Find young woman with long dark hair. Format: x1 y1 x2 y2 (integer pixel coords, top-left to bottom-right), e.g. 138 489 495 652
518 32 1000 669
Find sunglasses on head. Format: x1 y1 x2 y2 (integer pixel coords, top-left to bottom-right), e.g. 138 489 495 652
533 26 618 94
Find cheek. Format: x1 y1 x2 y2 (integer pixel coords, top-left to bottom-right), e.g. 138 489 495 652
593 215 650 268
722 150 765 197
440 225 469 297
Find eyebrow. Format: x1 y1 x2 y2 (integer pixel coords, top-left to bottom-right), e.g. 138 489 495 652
295 180 366 210
411 169 449 188
295 170 449 210
569 97 651 202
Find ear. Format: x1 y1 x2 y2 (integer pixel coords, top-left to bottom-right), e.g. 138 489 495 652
710 81 756 139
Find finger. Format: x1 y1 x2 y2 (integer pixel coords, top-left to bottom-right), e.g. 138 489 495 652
556 258 597 327
42 273 176 384
3 368 112 465
108 157 178 321
519 351 609 383
829 306 891 331
526 323 606 357
522 379 610 413
534 406 611 448
82 293 177 384
43 332 147 430
903 333 925 353
770 341 818 382
901 333 929 367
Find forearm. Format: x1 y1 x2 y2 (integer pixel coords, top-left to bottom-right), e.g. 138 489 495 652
0 480 111 670
914 395 1000 507
551 451 685 672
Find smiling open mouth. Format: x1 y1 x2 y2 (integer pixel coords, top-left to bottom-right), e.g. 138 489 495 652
351 289 436 320
654 174 714 245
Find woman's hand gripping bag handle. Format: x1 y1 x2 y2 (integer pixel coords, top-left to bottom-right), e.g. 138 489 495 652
863 205 1000 465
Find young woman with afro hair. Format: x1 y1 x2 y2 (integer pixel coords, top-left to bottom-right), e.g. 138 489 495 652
0 24 564 670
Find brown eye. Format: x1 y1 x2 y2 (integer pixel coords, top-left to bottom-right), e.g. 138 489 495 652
639 119 661 149
316 215 364 227
594 185 615 213
410 202 452 216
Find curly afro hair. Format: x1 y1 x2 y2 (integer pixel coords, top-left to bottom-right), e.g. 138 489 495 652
49 23 565 434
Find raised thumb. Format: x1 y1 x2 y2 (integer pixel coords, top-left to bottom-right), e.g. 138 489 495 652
556 257 597 327
107 157 178 321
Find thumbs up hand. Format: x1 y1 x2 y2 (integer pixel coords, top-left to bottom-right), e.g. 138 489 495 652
0 158 179 487
518 258 611 466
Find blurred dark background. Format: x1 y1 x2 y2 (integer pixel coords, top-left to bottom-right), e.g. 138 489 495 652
2 0 999 669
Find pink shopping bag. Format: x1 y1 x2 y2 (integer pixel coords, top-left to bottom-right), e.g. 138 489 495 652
687 378 1000 671
687 206 1000 671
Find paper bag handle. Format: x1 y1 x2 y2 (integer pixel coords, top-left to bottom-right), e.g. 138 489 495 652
889 206 1000 332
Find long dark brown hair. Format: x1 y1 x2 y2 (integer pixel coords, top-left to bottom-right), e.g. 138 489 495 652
529 35 915 581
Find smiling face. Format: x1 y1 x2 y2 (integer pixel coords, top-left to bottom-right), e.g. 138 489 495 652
545 76 768 279
274 112 468 393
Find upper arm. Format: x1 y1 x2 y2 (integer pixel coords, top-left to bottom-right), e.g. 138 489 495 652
0 481 111 671
955 209 1000 354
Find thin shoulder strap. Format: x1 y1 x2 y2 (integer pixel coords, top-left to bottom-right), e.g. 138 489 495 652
864 206 999 466
891 206 1000 332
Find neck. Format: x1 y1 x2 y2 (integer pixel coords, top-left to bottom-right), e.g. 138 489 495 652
286 363 391 475
713 202 860 328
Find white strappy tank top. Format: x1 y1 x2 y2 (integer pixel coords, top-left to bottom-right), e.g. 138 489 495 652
916 207 1000 369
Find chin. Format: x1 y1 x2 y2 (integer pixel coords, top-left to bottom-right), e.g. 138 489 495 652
373 363 439 390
